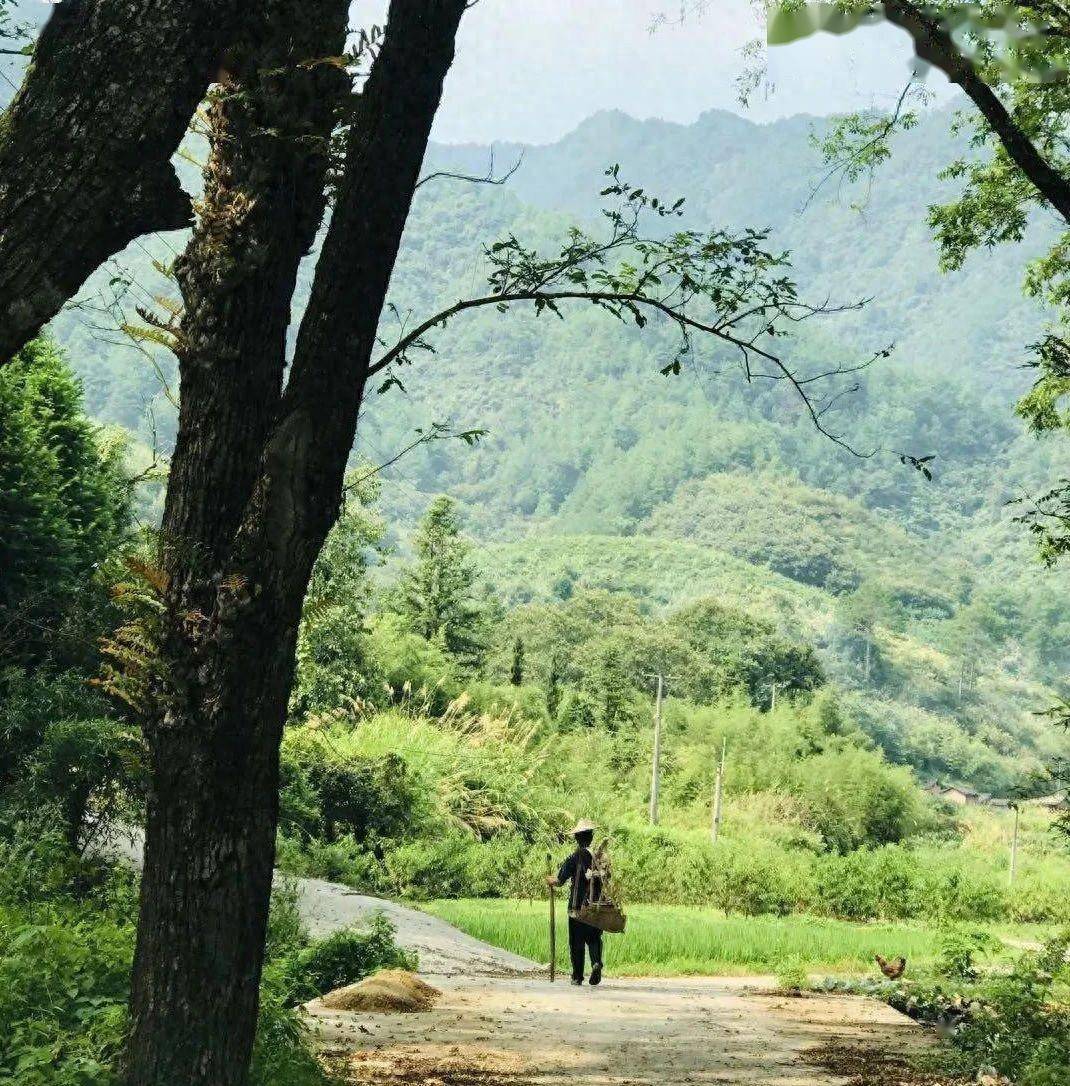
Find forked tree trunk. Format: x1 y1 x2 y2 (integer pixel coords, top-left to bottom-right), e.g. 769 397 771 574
125 2 349 1082
125 3 466 1083
0 0 255 364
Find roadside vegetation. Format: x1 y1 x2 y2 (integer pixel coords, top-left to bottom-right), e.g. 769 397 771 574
814 930 1070 1086
0 347 408 1086
0 821 412 1086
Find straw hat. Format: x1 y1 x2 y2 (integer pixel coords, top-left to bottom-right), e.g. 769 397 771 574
569 818 597 836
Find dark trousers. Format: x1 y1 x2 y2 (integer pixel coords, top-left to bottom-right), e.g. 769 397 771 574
568 917 603 981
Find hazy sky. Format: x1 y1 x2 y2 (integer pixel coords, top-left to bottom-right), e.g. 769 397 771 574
2 2 958 143
425 0 957 145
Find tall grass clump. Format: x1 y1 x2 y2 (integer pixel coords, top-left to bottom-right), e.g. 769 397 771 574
278 696 571 899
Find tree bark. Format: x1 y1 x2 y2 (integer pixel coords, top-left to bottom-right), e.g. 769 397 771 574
277 0 469 543
0 0 257 365
164 0 350 562
125 3 468 1084
126 622 298 1086
125 3 349 1084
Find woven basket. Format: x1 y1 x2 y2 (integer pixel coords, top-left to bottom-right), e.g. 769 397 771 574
571 900 627 933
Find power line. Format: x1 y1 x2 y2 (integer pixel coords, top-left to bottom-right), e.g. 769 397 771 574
152 231 183 260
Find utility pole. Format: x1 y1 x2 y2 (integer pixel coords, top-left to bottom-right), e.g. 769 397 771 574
1008 802 1020 887
711 737 726 843
767 680 784 713
649 673 664 825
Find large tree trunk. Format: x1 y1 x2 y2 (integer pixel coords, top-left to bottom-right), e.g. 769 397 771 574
0 0 257 364
125 3 349 1083
126 2 466 1081
126 617 298 1086
124 2 462 1077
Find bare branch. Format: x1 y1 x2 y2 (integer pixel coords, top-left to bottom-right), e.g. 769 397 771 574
803 78 922 212
343 422 486 491
416 147 524 190
126 404 169 493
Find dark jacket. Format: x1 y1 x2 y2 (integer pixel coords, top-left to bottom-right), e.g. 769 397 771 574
557 846 602 913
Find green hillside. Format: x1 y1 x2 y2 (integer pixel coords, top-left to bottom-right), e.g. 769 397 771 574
45 102 1070 793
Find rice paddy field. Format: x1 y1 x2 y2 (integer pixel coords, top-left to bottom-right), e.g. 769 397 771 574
422 899 1045 976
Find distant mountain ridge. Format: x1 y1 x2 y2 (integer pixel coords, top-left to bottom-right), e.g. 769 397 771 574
44 101 1070 791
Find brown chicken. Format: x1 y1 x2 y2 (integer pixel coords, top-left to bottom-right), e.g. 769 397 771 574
875 954 907 979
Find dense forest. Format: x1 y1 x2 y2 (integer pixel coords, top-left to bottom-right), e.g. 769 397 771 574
52 104 1070 796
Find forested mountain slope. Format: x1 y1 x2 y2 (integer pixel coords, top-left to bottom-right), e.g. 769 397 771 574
50 103 1070 792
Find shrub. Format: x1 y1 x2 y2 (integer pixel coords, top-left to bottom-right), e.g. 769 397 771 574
926 866 1005 922
250 981 332 1086
935 928 999 982
812 851 885 921
382 831 529 900
265 880 309 960
776 956 809 994
788 748 924 853
0 828 365 1086
555 688 597 730
21 717 144 851
276 914 416 1005
363 612 459 711
1007 874 1070 923
0 671 143 851
0 910 131 1086
950 934 1070 1086
278 833 390 890
280 730 425 846
606 827 811 914
712 842 806 916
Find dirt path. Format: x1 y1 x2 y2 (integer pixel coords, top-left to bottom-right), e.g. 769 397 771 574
292 878 540 977
110 828 538 976
112 832 932 1083
307 973 931 1086
294 886 933 1084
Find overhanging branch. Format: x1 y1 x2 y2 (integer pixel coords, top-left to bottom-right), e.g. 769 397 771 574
416 147 524 190
882 0 1070 224
366 168 890 457
369 288 877 456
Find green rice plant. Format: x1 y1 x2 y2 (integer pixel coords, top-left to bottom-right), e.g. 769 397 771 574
422 899 951 975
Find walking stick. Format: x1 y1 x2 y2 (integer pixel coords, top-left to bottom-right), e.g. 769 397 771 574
546 851 556 982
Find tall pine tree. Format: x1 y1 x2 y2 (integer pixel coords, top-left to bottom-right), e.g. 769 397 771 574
292 469 385 715
0 337 129 665
510 636 525 686
397 496 485 666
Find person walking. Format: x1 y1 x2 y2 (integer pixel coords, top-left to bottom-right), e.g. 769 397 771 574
546 818 604 986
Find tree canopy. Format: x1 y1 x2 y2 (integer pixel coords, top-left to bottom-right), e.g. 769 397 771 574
0 337 129 666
